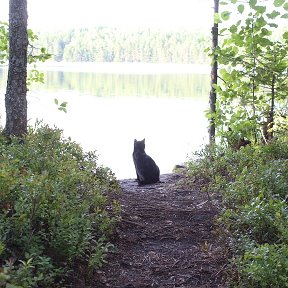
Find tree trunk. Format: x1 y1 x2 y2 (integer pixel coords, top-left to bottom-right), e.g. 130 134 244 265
269 73 276 140
263 73 276 142
209 0 219 144
4 0 28 137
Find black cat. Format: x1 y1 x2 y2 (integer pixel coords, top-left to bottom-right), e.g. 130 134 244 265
132 139 160 185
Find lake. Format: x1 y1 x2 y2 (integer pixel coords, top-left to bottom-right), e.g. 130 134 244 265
0 63 210 179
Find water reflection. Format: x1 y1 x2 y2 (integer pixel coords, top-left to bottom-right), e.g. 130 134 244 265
0 66 209 179
38 71 209 99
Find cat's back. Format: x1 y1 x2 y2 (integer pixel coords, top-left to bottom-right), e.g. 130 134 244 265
133 139 160 185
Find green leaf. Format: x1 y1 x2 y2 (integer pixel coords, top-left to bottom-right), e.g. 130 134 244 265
249 0 257 8
232 33 244 46
219 28 227 34
54 98 59 105
259 38 272 47
60 102 68 107
221 11 231 21
229 25 238 33
214 13 221 24
231 0 237 3
256 16 267 28
58 107 67 113
281 13 288 18
219 68 232 82
261 28 272 36
27 28 33 38
268 23 278 28
274 0 285 7
231 46 239 54
283 31 288 39
267 10 281 19
254 5 266 13
284 2 288 11
238 4 245 13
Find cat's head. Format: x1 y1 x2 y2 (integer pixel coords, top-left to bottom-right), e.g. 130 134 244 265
134 138 145 151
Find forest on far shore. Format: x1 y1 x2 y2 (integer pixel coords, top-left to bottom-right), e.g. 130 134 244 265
35 27 210 64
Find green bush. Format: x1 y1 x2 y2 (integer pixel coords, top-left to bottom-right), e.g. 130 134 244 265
186 138 288 287
0 124 120 287
239 243 288 288
223 198 288 245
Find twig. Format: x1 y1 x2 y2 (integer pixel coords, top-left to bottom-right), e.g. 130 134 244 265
212 263 227 277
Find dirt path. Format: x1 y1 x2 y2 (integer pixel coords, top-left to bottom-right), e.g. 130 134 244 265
91 173 227 288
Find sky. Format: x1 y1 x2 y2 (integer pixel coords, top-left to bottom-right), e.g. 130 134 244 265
0 0 214 31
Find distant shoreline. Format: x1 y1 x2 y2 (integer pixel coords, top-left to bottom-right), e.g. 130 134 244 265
1 62 210 75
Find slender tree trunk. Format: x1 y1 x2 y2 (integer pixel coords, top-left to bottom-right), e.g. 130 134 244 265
263 74 276 142
269 74 275 140
4 0 28 137
209 0 219 144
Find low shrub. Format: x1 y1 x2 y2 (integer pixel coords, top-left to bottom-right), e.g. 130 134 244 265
0 124 120 287
186 138 288 287
239 243 288 288
222 197 288 245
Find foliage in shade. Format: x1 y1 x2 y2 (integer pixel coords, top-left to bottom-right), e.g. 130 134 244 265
0 124 120 287
186 137 288 287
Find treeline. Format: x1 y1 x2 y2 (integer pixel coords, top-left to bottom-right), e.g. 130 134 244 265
35 27 210 63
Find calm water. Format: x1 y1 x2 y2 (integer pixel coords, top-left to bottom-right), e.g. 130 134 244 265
0 63 210 179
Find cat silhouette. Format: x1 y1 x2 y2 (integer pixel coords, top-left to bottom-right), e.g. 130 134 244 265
132 139 160 185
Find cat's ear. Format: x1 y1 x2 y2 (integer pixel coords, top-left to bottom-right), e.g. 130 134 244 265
142 138 145 143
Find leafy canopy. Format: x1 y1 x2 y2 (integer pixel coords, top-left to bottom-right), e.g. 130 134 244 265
208 0 288 144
